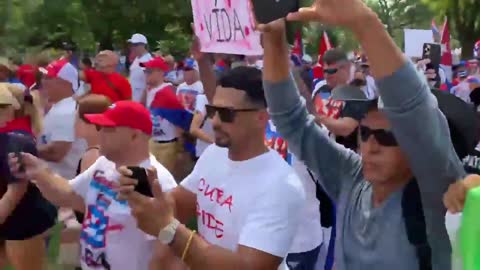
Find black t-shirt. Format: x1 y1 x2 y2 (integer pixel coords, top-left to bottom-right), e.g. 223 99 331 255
463 150 480 174
336 101 370 151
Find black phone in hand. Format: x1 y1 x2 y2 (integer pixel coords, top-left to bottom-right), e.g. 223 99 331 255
127 166 153 197
251 0 300 24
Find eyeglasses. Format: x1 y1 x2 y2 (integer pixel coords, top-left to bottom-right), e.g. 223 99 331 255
324 68 339 75
359 125 398 147
205 105 260 123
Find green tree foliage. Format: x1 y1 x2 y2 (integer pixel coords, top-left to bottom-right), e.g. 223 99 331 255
1 0 193 57
422 0 480 58
368 0 433 45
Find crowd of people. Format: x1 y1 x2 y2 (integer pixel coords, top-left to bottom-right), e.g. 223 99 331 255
1 0 480 269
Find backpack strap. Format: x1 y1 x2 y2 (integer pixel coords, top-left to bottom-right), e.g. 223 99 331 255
101 72 125 101
307 169 335 228
401 179 432 270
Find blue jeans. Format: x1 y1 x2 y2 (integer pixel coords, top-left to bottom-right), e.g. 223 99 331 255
286 245 322 270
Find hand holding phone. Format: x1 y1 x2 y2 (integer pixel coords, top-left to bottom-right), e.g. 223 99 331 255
251 0 299 24
127 166 154 197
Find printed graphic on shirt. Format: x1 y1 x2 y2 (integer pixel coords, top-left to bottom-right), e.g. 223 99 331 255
463 154 480 174
314 93 344 119
80 170 125 269
265 123 292 165
177 89 199 112
150 113 166 137
195 178 233 239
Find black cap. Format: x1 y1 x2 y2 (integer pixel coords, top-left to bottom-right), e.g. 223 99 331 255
331 85 368 101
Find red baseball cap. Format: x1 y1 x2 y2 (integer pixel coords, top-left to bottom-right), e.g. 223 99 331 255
84 101 152 135
140 57 169 72
39 59 79 90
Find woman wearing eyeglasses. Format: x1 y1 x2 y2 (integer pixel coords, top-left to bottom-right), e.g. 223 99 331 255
0 83 56 270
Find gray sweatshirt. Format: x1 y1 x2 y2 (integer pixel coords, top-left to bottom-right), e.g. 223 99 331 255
263 61 465 270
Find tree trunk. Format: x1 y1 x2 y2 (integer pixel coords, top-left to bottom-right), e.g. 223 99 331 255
460 35 475 60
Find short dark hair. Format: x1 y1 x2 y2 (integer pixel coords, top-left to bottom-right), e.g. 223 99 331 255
82 57 93 68
218 66 266 107
323 48 348 65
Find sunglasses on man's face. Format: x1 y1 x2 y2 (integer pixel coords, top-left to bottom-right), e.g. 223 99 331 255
205 105 259 123
324 68 339 75
359 125 398 147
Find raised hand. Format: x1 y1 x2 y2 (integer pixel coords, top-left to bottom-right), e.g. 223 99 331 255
116 166 175 236
286 0 375 30
8 152 46 180
190 23 204 61
443 175 480 213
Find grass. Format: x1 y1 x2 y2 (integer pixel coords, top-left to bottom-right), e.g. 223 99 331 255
3 223 62 270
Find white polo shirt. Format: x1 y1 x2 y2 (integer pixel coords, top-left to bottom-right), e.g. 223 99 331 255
40 97 86 179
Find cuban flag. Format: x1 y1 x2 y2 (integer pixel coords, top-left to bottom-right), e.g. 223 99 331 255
431 19 441 43
312 31 333 90
439 17 453 91
149 88 193 131
474 40 480 58
290 29 303 67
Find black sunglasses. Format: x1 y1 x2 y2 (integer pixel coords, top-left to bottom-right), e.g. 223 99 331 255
324 68 339 75
359 125 398 147
205 105 259 123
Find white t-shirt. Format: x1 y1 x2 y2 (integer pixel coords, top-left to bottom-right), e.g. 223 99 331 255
176 81 204 112
181 145 305 270
40 97 86 179
70 155 177 270
265 121 323 253
194 94 213 157
146 83 177 142
129 53 153 102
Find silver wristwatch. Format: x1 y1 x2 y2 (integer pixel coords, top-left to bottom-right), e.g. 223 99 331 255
158 218 180 245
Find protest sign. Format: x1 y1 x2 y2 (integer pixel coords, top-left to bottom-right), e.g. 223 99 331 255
191 0 263 56
404 29 434 58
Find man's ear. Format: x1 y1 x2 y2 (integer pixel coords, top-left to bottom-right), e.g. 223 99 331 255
257 110 270 125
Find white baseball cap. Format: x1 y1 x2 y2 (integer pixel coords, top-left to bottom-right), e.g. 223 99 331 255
302 54 313 64
39 59 79 92
128 33 148 44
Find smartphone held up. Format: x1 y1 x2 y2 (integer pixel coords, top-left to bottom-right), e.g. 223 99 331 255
127 166 154 197
251 0 300 24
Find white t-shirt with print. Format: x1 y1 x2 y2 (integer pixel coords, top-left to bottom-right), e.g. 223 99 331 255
176 80 204 112
193 94 213 157
70 155 177 270
146 83 177 142
41 97 86 179
129 53 153 102
265 120 323 253
181 145 305 270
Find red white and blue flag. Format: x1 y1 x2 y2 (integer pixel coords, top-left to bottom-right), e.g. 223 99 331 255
431 19 441 43
290 29 303 67
439 17 453 91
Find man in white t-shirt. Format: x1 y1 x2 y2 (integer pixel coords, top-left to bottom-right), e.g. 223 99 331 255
176 58 204 113
38 59 86 179
140 56 179 173
118 66 305 270
189 94 213 159
10 100 177 270
265 120 325 269
128 33 153 102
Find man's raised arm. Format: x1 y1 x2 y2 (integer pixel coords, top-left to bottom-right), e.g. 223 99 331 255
261 21 362 200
